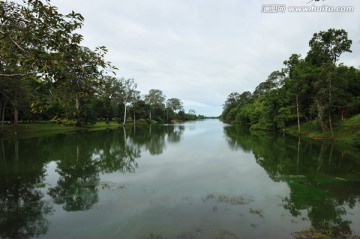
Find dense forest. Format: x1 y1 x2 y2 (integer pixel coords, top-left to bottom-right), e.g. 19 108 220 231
221 28 360 137
0 0 204 132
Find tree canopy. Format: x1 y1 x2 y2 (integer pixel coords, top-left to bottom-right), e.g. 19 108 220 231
221 28 360 135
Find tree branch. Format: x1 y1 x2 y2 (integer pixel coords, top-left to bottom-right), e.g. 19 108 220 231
0 29 28 53
0 72 36 77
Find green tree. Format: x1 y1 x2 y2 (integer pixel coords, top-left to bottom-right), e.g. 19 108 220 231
166 98 184 122
1 0 115 126
283 54 303 133
119 78 139 125
306 29 352 135
95 76 122 122
1 0 84 125
144 89 166 121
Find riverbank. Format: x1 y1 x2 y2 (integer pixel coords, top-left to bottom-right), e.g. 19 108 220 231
0 119 189 139
285 114 360 147
0 121 125 139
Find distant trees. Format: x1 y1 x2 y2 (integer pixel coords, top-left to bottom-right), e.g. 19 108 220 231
144 89 166 122
166 98 184 121
221 28 360 135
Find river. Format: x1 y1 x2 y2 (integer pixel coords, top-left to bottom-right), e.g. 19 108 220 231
0 119 359 238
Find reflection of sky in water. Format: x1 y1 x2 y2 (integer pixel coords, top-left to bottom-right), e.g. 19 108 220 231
2 119 359 239
38 120 304 238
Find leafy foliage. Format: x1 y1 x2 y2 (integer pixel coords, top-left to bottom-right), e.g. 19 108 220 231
221 28 360 134
0 0 203 130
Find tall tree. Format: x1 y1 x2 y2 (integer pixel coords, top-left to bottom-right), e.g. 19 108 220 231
306 29 352 135
166 98 183 122
1 0 115 126
144 89 166 121
96 76 122 122
119 78 139 125
283 54 302 133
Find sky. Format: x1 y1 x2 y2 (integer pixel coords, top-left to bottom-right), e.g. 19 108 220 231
23 0 360 116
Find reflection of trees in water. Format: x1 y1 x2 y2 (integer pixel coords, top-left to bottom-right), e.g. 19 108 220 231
0 139 52 239
224 125 360 235
98 128 140 174
48 146 99 211
0 177 52 239
0 124 186 238
47 125 185 210
166 125 184 143
130 125 184 155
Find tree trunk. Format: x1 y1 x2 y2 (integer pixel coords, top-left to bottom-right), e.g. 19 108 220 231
14 138 19 161
328 144 333 165
133 112 136 125
329 112 334 137
296 137 301 174
76 144 80 162
0 101 6 133
328 74 334 137
75 95 80 125
149 110 152 121
14 99 18 126
0 139 6 168
296 94 301 134
123 126 127 145
123 103 127 125
316 101 327 131
317 143 326 172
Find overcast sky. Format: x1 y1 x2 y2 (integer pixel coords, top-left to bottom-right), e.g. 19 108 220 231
37 0 360 116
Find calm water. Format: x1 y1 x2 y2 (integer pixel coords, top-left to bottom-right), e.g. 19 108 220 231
0 119 360 239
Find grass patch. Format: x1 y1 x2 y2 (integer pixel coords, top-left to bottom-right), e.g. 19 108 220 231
285 114 360 147
0 121 122 139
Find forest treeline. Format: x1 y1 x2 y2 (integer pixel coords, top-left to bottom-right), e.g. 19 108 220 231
221 28 360 137
0 0 204 132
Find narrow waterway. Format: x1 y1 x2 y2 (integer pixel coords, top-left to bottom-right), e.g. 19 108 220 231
0 119 359 238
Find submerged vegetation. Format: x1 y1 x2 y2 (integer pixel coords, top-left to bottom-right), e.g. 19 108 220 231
221 28 360 145
202 193 254 205
293 227 360 239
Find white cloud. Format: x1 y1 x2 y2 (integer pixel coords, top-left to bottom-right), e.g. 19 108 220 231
24 0 360 115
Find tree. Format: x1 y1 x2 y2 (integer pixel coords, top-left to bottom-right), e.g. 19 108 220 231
0 0 85 78
223 92 241 111
119 78 139 125
306 29 352 66
306 29 352 135
144 89 166 121
166 98 183 122
95 76 122 122
129 100 149 123
166 98 183 113
283 54 303 133
0 0 115 126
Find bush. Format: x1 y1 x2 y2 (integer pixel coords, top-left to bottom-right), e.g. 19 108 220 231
352 131 360 147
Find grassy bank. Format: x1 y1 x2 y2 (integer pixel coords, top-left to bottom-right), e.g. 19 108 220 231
285 114 360 147
0 121 124 139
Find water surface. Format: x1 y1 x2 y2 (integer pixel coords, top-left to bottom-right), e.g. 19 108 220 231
0 119 359 238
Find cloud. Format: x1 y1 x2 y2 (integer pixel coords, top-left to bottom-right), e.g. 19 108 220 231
22 0 360 116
